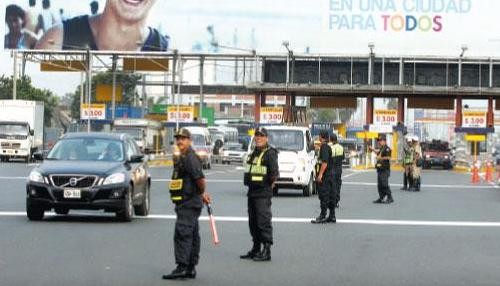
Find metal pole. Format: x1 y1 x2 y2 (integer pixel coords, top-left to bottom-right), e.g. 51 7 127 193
86 50 93 133
111 55 117 120
176 56 184 131
199 56 205 122
171 51 178 105
142 74 147 116
80 72 84 107
12 50 18 100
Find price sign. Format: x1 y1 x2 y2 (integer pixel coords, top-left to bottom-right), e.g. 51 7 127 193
260 107 283 124
374 109 397 126
80 104 106 120
463 111 486 128
167 106 194 123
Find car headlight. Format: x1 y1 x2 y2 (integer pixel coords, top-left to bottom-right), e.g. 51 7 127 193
197 151 208 157
444 155 449 159
28 171 44 183
103 173 126 185
426 154 431 159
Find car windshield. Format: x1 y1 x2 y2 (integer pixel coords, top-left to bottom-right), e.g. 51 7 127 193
47 138 125 162
226 144 244 151
0 124 28 135
114 128 142 140
266 130 304 151
192 134 205 146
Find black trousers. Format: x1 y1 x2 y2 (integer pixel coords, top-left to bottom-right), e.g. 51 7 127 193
174 205 202 266
317 176 335 216
332 171 342 204
248 196 273 245
377 169 391 199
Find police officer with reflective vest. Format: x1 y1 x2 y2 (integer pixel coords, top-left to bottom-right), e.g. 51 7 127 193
369 134 394 204
241 127 279 262
163 128 211 280
401 137 414 191
329 134 344 208
311 130 336 224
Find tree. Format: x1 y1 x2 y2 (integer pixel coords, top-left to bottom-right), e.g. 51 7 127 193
0 75 59 126
70 71 142 119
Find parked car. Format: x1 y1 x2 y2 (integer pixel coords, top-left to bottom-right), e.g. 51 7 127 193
222 142 246 164
246 126 316 197
26 133 150 221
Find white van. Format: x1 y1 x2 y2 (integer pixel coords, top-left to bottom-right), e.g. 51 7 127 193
247 126 316 196
184 126 213 169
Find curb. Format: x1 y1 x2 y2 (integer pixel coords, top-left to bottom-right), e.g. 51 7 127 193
148 160 173 167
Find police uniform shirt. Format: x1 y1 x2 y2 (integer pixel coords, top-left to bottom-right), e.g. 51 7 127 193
174 147 205 208
378 145 392 170
247 146 279 198
319 143 333 175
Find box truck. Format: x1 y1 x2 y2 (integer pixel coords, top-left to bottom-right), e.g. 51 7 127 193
0 100 44 162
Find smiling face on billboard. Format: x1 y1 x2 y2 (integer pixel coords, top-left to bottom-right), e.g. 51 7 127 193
107 0 156 23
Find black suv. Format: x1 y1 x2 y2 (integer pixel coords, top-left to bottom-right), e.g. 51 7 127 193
26 133 150 221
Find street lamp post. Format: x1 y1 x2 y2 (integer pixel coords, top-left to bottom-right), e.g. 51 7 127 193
459 45 468 87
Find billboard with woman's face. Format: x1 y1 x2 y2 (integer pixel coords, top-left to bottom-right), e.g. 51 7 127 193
2 0 500 56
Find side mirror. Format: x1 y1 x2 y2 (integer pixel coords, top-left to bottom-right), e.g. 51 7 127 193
29 129 34 136
33 151 44 161
307 143 314 152
129 154 144 163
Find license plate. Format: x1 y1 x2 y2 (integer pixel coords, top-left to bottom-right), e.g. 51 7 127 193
64 189 81 199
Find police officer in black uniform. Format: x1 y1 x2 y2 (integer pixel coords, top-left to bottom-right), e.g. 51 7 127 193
330 134 344 209
163 128 211 280
241 127 279 262
311 130 336 224
370 134 394 204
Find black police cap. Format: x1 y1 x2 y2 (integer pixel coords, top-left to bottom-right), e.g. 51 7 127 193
174 128 192 139
254 127 268 137
319 130 329 139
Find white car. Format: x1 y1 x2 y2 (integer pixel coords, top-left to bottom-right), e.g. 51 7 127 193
222 142 246 164
246 126 317 196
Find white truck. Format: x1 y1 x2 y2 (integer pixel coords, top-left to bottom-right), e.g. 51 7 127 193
246 126 317 196
112 119 163 154
0 100 44 163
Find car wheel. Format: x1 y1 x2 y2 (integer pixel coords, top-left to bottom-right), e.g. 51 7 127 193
134 184 150 216
54 207 69 215
116 186 133 222
303 175 313 197
27 203 44 221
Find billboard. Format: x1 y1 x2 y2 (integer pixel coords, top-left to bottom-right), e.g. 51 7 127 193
2 0 500 56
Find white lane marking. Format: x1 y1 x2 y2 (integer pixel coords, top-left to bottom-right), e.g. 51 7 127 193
235 167 245 170
3 211 500 227
2 176 494 189
342 181 494 189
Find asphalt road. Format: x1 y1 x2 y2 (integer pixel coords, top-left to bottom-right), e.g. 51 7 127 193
1 162 500 286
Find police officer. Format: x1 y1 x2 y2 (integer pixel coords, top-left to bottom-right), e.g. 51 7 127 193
163 128 211 280
410 136 422 192
401 137 414 191
330 134 344 209
370 134 394 204
241 127 279 262
311 130 336 224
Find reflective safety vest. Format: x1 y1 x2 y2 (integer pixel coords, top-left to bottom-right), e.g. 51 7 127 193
169 151 201 203
404 146 414 165
330 143 344 168
244 148 269 187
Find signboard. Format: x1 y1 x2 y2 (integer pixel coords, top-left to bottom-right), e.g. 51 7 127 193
96 84 123 103
152 104 168 114
369 124 393 134
464 134 486 142
462 111 487 128
260 107 283 124
2 0 500 56
374 109 397 126
167 106 194 123
80 104 106 120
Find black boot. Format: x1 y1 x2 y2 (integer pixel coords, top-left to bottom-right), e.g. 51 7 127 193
162 264 189 280
253 243 271 262
240 242 261 259
186 265 196 279
373 197 384 204
400 173 408 190
311 215 328 224
415 178 421 192
383 195 394 204
327 209 336 223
